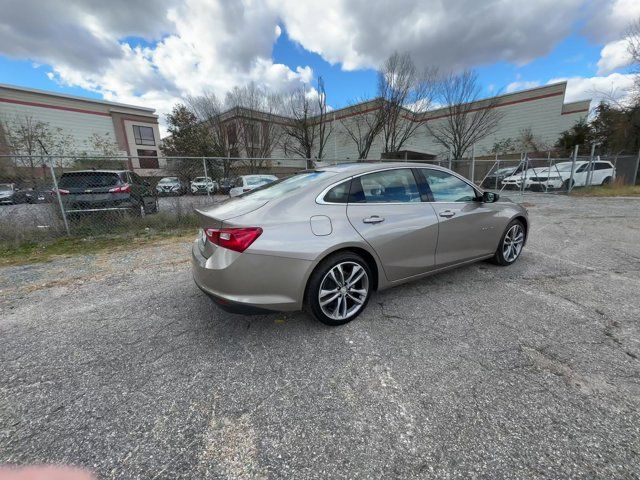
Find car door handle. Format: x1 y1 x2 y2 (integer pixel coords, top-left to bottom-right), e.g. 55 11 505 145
363 215 385 224
439 210 456 218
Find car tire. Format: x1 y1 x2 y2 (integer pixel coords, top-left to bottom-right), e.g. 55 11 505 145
306 251 373 326
602 176 612 185
491 219 525 266
562 179 574 191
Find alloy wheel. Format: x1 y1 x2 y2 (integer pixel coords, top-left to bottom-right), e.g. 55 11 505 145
502 224 524 262
318 261 369 321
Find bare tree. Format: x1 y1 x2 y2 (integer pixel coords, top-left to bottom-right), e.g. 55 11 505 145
225 82 284 173
428 70 503 159
377 52 437 154
282 78 333 166
4 115 77 182
186 91 237 179
627 18 640 100
340 98 385 159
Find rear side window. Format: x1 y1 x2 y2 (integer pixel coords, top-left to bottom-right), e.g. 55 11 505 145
595 162 612 170
323 180 351 203
58 172 121 189
349 169 421 203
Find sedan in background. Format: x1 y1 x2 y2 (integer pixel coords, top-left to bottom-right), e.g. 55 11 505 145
0 184 28 205
229 175 278 197
25 185 54 203
500 167 547 190
193 163 528 325
191 177 218 195
156 177 186 196
528 160 615 191
481 166 522 189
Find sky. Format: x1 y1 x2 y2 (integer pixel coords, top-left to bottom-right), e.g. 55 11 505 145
0 0 638 133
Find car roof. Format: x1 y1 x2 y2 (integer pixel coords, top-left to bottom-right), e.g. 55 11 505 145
61 169 128 174
315 162 450 175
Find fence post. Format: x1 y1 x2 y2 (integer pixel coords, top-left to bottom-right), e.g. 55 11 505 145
586 142 596 186
495 153 500 190
448 147 452 170
547 151 552 193
520 152 528 194
568 145 578 193
470 144 476 184
48 156 70 236
633 148 640 186
612 153 618 181
202 157 210 197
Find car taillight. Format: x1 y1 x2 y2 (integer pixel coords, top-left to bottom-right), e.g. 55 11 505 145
109 183 131 193
54 188 69 195
204 227 263 253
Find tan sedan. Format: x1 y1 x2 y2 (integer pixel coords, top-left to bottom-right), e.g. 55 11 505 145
192 163 528 325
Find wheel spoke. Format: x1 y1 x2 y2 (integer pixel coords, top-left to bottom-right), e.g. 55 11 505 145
320 288 339 298
347 270 365 287
345 265 362 285
337 264 345 284
333 296 342 317
320 292 340 307
329 269 341 286
347 292 365 305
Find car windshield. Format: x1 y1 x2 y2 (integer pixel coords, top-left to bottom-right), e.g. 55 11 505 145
58 172 121 188
194 177 210 182
241 172 333 200
159 177 178 184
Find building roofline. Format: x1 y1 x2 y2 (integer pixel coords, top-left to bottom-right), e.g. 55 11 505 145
0 83 156 113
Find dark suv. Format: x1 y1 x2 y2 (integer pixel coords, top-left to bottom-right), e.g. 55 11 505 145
56 170 158 215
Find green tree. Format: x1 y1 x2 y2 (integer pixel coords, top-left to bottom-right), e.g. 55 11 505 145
161 104 222 182
555 119 593 156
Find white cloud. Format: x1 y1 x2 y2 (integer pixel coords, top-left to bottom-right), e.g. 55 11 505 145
597 38 633 74
548 73 635 107
505 80 541 93
273 0 584 71
583 0 640 43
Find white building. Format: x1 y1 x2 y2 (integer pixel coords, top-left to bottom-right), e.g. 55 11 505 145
0 83 164 175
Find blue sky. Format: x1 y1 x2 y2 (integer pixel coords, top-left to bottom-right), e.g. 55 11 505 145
0 0 637 118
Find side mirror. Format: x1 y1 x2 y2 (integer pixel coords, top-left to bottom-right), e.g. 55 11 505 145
482 191 499 203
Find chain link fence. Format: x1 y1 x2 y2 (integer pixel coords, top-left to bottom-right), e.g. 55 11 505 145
1 152 638 247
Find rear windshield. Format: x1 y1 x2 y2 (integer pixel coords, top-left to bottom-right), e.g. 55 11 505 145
241 172 333 200
58 172 122 188
245 176 275 186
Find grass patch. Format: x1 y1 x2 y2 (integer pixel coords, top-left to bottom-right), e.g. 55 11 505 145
0 226 197 267
572 180 640 197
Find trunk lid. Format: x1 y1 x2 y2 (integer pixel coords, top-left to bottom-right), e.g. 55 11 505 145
195 197 268 229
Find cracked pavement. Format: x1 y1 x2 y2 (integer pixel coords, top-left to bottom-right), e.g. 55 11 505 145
1 193 639 479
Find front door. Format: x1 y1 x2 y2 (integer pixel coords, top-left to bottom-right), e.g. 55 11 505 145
346 168 439 282
419 168 499 266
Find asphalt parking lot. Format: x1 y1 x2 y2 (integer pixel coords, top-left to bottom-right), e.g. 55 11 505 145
1 193 639 479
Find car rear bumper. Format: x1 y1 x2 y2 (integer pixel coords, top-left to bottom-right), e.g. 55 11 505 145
191 239 312 313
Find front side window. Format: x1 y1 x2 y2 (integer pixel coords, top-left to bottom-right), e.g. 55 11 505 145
133 125 156 146
350 169 421 203
423 169 477 202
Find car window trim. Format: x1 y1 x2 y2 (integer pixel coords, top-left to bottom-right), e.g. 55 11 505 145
316 165 448 205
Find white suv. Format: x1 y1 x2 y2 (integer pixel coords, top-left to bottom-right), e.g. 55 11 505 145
528 160 615 191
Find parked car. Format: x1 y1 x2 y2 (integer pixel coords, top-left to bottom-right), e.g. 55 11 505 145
218 178 234 195
0 183 28 204
25 185 54 203
193 163 528 325
55 170 158 216
528 160 615 191
500 167 547 190
480 166 522 189
229 175 278 197
190 177 218 195
156 177 186 196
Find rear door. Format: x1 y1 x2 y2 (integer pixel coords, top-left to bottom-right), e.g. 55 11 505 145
346 168 439 282
419 168 499 266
